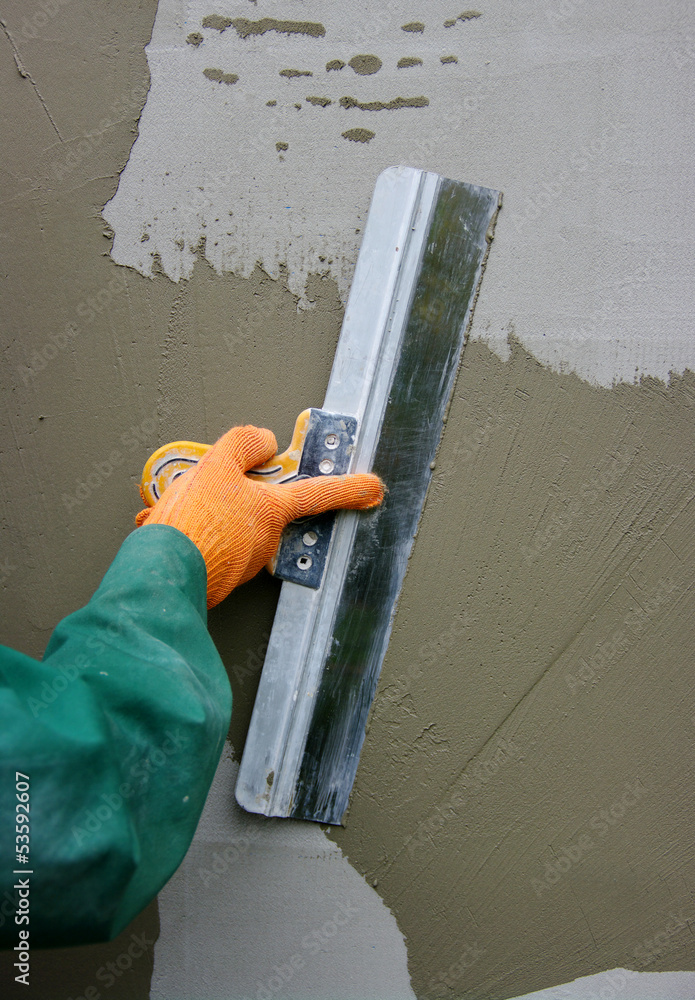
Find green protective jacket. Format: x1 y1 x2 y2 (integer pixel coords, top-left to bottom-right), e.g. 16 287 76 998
0 525 232 948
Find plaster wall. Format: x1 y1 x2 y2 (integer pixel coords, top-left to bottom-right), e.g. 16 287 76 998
1 1 694 999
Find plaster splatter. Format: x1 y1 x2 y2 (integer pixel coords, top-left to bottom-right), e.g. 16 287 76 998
444 10 482 26
397 57 423 68
306 95 332 107
402 22 425 33
279 68 313 78
203 68 239 85
105 0 695 384
342 128 375 143
339 95 429 110
348 54 382 75
276 141 288 151
326 59 346 71
440 54 458 63
228 17 325 39
201 13 231 31
186 32 203 46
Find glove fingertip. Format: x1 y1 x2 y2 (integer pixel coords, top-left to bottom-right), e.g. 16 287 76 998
280 472 386 519
232 425 279 471
135 507 151 527
351 473 386 507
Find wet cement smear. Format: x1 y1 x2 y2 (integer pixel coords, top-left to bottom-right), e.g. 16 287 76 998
279 68 313 78
203 68 239 85
342 128 375 143
306 95 332 107
348 54 383 75
402 21 425 33
339 94 429 110
397 57 423 68
332 338 695 998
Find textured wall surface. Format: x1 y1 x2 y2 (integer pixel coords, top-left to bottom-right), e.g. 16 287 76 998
1 0 694 998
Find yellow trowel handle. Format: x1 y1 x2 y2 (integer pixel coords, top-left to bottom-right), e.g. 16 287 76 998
140 409 312 506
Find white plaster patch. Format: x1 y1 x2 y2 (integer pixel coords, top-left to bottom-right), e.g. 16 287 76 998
104 0 695 389
150 746 416 1000
507 967 695 999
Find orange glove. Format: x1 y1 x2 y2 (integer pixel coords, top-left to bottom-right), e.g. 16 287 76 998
136 425 384 608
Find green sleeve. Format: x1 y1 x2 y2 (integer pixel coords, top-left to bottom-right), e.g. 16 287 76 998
0 524 232 948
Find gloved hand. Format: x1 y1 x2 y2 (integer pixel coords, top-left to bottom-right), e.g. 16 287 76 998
136 425 384 608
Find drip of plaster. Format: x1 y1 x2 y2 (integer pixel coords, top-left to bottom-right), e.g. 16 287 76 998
104 0 695 387
150 746 416 1000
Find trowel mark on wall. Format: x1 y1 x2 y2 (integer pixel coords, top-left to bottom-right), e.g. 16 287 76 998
427 942 486 996
530 779 649 899
564 577 680 698
632 909 695 969
333 340 695 998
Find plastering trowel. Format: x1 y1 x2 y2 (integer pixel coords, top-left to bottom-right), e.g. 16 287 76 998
141 166 502 825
